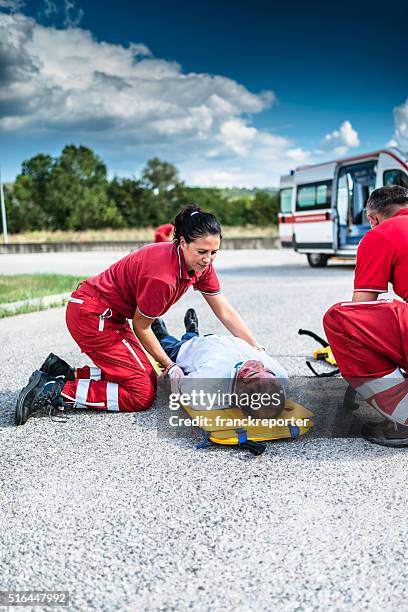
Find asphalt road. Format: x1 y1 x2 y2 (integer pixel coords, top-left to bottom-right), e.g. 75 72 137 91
1 249 407 611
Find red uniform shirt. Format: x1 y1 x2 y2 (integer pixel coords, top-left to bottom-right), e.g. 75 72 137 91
354 208 408 301
86 242 221 319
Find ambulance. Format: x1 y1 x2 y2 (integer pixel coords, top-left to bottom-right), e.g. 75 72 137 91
278 148 408 267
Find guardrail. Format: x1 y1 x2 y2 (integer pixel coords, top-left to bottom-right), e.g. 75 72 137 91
0 236 280 254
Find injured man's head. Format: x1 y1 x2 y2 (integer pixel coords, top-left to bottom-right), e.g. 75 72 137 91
235 360 286 419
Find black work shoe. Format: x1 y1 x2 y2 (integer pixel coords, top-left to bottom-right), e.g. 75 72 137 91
184 308 199 334
15 370 65 426
362 420 408 448
151 317 170 341
40 353 75 381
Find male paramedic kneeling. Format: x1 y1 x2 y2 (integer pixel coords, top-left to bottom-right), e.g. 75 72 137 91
15 205 264 425
323 185 408 446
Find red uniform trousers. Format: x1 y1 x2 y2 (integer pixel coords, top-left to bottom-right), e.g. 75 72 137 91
323 299 408 425
62 285 157 412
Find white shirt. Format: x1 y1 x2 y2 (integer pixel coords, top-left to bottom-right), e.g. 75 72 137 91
175 334 288 410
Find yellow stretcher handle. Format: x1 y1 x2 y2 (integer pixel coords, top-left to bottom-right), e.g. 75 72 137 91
312 345 337 366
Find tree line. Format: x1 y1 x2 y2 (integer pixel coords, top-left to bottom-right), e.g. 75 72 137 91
4 145 279 233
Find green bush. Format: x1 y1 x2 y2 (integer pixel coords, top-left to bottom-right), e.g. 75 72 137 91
5 148 278 232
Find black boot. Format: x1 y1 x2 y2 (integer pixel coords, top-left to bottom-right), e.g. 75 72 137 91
362 420 408 448
151 317 170 341
15 370 65 426
40 353 75 381
184 308 199 334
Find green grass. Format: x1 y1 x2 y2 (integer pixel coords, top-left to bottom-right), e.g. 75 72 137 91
0 299 67 319
0 274 84 304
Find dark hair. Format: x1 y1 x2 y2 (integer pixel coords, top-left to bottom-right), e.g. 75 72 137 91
367 185 408 213
173 204 222 244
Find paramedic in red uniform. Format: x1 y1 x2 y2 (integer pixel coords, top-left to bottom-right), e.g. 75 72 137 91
15 205 265 425
154 223 173 243
323 185 408 446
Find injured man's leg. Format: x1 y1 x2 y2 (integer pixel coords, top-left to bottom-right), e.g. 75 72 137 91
151 308 200 362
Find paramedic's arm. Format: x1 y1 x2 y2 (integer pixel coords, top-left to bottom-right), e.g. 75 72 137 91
352 291 379 302
352 231 393 302
132 310 173 369
202 293 259 347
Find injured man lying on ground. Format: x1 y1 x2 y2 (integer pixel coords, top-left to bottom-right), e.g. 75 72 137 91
153 308 288 419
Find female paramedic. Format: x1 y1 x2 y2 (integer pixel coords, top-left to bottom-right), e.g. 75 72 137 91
15 205 265 425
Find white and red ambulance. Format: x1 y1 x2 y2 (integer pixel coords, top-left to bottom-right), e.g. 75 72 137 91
278 147 408 267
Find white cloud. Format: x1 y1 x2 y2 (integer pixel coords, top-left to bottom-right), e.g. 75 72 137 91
0 9 321 186
219 119 257 155
319 120 360 155
392 98 408 149
36 0 83 28
179 127 311 187
286 147 310 162
0 0 24 12
43 0 57 19
0 12 273 139
63 0 83 28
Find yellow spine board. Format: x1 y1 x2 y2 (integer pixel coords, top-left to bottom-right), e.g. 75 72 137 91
181 400 313 445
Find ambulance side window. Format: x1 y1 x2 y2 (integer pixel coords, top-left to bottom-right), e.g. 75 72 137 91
296 181 332 211
280 188 293 213
383 170 408 188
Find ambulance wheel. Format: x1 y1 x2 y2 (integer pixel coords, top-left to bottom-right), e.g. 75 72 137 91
307 253 329 268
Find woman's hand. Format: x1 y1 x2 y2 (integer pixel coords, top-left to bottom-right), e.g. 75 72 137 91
162 363 184 394
255 344 266 352
164 363 184 378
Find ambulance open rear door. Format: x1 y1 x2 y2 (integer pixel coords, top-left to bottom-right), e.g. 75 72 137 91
377 150 408 190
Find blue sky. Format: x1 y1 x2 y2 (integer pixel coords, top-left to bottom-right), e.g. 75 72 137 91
1 0 407 186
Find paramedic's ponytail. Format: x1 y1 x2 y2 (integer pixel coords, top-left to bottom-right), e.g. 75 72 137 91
173 205 222 244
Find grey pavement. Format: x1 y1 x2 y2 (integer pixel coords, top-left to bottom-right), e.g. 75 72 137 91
1 249 407 611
